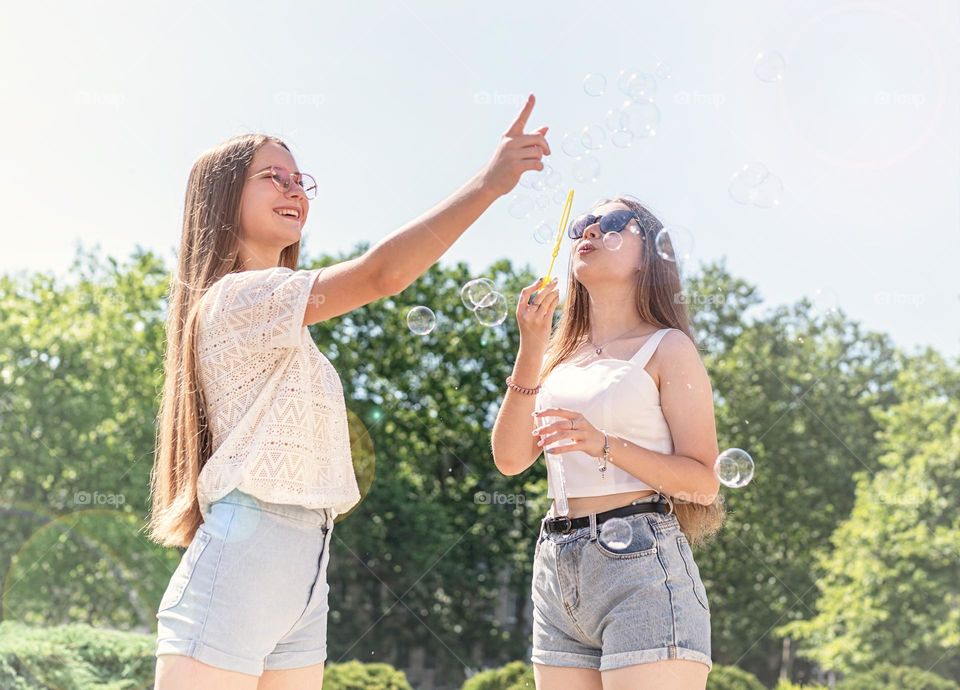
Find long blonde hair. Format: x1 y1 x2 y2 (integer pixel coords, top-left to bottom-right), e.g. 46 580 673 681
539 195 726 547
145 133 300 548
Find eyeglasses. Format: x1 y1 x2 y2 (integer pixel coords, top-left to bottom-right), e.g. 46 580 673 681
567 209 639 239
247 165 318 200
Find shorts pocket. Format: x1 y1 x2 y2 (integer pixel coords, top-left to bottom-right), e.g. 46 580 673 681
533 525 546 561
158 528 212 613
593 516 658 559
677 534 710 611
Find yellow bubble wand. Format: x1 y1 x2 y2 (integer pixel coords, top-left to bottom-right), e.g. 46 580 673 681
538 189 575 291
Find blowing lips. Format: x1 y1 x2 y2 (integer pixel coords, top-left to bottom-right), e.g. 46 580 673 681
577 242 597 255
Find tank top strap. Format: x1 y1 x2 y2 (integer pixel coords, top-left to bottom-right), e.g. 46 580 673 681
629 328 674 368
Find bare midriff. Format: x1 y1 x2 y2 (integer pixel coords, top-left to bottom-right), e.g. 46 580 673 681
557 489 659 518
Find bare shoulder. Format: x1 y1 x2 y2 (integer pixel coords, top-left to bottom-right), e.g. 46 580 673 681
649 329 706 381
660 328 701 358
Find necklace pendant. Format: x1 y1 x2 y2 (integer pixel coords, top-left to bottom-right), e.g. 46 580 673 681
599 465 607 478
595 347 603 355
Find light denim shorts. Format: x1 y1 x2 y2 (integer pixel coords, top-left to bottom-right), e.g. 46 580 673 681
155 487 335 677
530 496 712 672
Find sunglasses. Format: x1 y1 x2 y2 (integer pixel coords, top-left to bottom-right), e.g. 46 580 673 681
567 209 640 240
247 165 318 200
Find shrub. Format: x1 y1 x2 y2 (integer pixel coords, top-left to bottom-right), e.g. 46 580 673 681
836 663 959 690
707 664 766 690
463 660 535 690
0 621 154 689
323 660 413 690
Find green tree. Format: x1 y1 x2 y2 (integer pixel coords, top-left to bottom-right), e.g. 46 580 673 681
315 246 549 683
778 350 960 679
684 260 901 683
0 245 171 628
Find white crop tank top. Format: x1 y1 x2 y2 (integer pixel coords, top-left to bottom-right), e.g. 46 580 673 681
535 328 676 498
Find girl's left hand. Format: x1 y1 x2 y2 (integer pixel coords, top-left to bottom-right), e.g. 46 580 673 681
533 407 605 456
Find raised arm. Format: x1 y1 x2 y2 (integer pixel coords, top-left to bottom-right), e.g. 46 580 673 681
304 95 550 326
491 276 561 475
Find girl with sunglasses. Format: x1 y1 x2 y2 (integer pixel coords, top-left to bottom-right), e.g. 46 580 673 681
149 95 549 689
492 196 725 689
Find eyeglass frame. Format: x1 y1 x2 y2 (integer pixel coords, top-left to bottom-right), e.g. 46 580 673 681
247 165 318 200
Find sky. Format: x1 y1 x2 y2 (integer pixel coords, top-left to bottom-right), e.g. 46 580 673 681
2 1 958 357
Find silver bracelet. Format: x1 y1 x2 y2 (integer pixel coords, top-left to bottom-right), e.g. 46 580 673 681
598 430 610 478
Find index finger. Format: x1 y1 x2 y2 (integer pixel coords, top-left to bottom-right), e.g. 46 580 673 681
505 93 535 136
533 407 575 418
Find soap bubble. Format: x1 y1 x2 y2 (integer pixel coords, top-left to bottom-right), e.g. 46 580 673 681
535 194 549 209
599 518 634 550
611 129 635 149
603 108 621 132
521 164 556 192
580 124 606 151
561 131 587 158
460 280 509 327
473 291 509 327
543 165 562 189
751 173 783 208
654 225 694 264
573 154 601 183
534 221 554 244
583 73 606 96
508 194 534 219
714 448 755 488
602 231 623 251
654 61 672 80
616 67 643 96
810 287 840 317
406 306 436 335
729 162 769 203
622 71 657 100
460 278 496 310
729 163 783 208
619 98 660 137
754 50 786 82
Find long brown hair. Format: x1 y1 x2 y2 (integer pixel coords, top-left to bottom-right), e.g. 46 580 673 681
145 134 300 548
538 195 726 547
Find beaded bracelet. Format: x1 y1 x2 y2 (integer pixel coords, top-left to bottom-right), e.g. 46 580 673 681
505 375 541 395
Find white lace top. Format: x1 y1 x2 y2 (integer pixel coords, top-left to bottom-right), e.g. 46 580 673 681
194 266 361 521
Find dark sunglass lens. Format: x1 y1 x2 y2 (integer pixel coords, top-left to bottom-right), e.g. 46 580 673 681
568 216 587 238
600 210 634 233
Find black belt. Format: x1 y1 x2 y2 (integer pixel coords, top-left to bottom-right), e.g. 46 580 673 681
543 496 672 535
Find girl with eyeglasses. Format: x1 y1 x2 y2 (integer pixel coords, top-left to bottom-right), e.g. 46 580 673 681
492 196 726 690
149 95 550 689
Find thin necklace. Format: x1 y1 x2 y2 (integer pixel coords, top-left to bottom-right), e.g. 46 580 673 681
587 324 650 356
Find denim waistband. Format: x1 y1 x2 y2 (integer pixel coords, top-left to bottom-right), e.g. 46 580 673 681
214 487 334 528
541 492 667 542
544 491 663 520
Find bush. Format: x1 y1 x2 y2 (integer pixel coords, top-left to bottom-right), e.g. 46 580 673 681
323 660 413 690
0 621 154 689
836 663 959 690
462 660 534 690
707 664 766 690
773 682 827 690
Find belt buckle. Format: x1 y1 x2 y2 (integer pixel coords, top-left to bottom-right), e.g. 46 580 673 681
655 492 675 516
550 516 573 534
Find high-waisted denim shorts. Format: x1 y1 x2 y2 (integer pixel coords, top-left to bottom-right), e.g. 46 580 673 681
530 495 712 672
155 488 335 677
